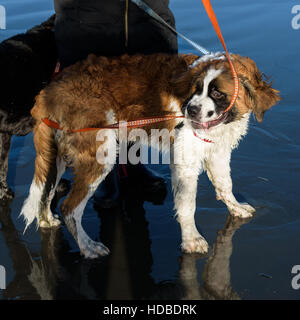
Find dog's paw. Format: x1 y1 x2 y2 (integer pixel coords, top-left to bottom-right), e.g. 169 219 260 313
181 237 209 254
240 203 256 213
79 240 110 259
228 202 255 218
39 216 61 228
39 212 61 228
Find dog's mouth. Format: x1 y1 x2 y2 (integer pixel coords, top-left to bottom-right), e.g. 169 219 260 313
189 112 228 130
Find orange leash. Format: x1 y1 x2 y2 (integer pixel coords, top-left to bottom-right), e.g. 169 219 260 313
42 115 185 133
42 115 215 143
43 0 238 143
201 0 239 112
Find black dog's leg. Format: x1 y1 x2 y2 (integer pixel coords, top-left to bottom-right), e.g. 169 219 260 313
0 132 14 200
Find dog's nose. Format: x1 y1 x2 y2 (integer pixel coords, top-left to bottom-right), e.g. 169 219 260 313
187 105 200 118
207 111 214 117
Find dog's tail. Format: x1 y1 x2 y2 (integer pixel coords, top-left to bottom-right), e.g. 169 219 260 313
20 96 57 230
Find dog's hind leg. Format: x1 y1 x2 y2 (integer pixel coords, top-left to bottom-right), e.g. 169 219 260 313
0 133 14 200
21 121 63 230
38 156 66 228
60 161 114 259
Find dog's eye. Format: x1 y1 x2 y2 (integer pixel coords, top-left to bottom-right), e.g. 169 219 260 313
210 87 225 99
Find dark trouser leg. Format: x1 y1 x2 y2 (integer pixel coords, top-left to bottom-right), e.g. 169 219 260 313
93 165 120 209
93 148 168 208
123 162 167 205
0 133 13 200
123 144 167 205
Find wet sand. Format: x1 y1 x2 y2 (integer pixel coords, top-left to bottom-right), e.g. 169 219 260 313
0 0 300 300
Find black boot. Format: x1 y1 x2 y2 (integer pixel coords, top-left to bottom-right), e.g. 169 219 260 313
120 163 167 205
93 159 167 209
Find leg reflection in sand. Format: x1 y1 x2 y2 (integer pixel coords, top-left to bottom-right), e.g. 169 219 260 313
0 181 98 299
180 215 252 300
0 199 62 299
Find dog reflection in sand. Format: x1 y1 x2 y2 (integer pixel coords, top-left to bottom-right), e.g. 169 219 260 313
180 215 249 300
1 193 249 300
21 52 280 258
0 196 99 300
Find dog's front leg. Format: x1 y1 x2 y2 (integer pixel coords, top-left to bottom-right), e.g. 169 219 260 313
171 163 209 254
205 149 255 218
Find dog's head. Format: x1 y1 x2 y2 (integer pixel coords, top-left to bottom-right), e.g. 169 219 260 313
173 54 280 130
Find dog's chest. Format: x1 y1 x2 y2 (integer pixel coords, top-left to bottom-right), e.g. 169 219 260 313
172 114 250 164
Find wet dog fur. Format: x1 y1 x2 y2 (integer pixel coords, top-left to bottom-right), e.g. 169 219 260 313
21 52 280 258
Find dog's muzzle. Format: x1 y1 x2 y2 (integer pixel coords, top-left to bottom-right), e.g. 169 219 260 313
187 108 228 130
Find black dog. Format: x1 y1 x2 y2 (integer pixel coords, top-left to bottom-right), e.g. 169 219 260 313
0 15 57 199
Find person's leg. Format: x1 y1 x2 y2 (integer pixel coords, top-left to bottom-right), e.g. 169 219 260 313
93 164 120 209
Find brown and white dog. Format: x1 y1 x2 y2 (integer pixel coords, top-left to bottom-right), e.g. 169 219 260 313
21 52 280 258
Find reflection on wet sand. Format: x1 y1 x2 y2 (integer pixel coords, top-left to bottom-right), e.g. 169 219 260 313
180 216 251 300
0 181 97 300
94 198 155 299
0 187 157 299
200 216 250 300
0 186 251 300
0 198 109 299
0 199 61 299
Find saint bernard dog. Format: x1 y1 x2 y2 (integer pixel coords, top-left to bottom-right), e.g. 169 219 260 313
21 52 280 258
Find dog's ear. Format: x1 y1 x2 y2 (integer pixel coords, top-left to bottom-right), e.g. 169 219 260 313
253 82 280 122
170 55 202 100
234 55 281 122
171 69 194 100
241 75 280 122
